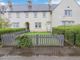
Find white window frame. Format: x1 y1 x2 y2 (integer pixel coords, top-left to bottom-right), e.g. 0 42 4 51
25 12 29 18
16 12 20 18
8 13 11 18
35 22 41 28
12 22 19 28
62 21 74 26
43 12 46 18
65 10 72 16
34 12 37 18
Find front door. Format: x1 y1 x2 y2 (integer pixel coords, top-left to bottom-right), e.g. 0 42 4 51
47 22 51 32
25 22 30 32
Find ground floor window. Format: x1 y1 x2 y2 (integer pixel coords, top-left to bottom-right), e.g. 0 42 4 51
12 22 19 28
35 22 42 28
62 20 74 26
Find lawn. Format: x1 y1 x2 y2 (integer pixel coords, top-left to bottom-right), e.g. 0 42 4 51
24 32 51 35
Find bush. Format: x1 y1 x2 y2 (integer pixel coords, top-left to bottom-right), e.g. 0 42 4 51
16 34 32 48
0 28 26 34
52 25 80 46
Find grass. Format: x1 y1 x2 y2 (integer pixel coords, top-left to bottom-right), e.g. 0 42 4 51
24 32 51 35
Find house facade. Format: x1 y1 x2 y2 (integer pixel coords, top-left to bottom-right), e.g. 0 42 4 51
0 0 80 32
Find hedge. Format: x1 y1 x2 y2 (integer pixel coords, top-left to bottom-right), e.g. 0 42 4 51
52 25 80 46
0 28 26 34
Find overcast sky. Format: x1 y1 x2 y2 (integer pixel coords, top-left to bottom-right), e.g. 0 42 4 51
1 0 80 4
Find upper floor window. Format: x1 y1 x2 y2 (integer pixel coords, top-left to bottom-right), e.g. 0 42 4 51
8 13 11 18
25 12 29 18
35 22 41 28
43 12 46 18
34 12 37 18
16 13 20 18
65 10 72 16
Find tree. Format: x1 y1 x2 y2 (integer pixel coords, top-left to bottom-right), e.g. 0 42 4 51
0 16 9 28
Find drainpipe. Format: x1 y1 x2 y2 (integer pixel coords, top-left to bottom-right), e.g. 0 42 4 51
48 0 52 33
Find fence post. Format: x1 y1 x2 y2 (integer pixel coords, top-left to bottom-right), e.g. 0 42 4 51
36 35 38 46
73 32 77 46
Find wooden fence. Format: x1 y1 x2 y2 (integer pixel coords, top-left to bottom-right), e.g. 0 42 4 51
28 34 64 46
1 31 26 46
1 32 64 46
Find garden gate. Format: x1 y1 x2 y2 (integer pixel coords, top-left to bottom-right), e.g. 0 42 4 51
28 34 64 46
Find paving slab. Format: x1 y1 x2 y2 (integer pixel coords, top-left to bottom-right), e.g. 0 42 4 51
0 55 80 60
0 47 13 56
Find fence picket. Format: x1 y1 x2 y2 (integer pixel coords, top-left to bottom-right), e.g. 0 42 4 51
29 34 64 46
1 31 64 46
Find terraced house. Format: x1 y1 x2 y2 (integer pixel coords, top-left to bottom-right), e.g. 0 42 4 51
0 0 80 32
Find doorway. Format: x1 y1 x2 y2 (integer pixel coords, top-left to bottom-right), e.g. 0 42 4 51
25 22 30 32
47 22 51 32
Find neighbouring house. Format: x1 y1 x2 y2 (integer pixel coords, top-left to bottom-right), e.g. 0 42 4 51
0 0 80 32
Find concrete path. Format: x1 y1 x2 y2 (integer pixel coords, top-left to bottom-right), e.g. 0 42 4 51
0 55 80 60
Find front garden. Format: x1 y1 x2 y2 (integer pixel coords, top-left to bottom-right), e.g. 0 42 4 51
0 28 26 47
1 25 80 47
52 25 80 46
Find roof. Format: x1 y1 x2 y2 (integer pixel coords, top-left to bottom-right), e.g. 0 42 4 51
10 4 58 12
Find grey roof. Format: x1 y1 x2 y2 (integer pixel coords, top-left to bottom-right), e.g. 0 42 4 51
11 4 58 12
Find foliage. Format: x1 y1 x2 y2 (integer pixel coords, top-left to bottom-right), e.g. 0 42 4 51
0 28 26 34
52 25 80 46
16 34 32 48
0 16 9 28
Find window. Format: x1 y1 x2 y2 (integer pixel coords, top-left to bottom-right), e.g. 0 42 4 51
13 22 19 28
43 12 46 18
65 10 72 16
8 13 11 18
25 12 29 18
16 13 20 18
35 22 41 28
34 12 37 18
62 21 74 26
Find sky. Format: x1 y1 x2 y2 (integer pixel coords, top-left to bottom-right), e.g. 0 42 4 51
0 0 80 4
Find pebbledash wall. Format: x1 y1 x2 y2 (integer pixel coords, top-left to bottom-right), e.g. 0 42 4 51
3 0 80 32
5 12 51 32
52 0 80 27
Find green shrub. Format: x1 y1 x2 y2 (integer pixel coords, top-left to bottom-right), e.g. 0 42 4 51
52 25 80 46
0 28 26 34
16 34 32 48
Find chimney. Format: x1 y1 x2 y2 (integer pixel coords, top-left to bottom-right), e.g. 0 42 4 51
8 0 13 11
48 0 52 14
27 0 32 10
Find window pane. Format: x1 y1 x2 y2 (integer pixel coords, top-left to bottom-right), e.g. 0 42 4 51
13 22 19 28
65 10 72 16
34 12 37 18
16 13 20 18
43 12 46 18
35 22 41 28
62 21 74 26
8 13 11 18
25 12 28 18
39 22 41 28
35 22 38 28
